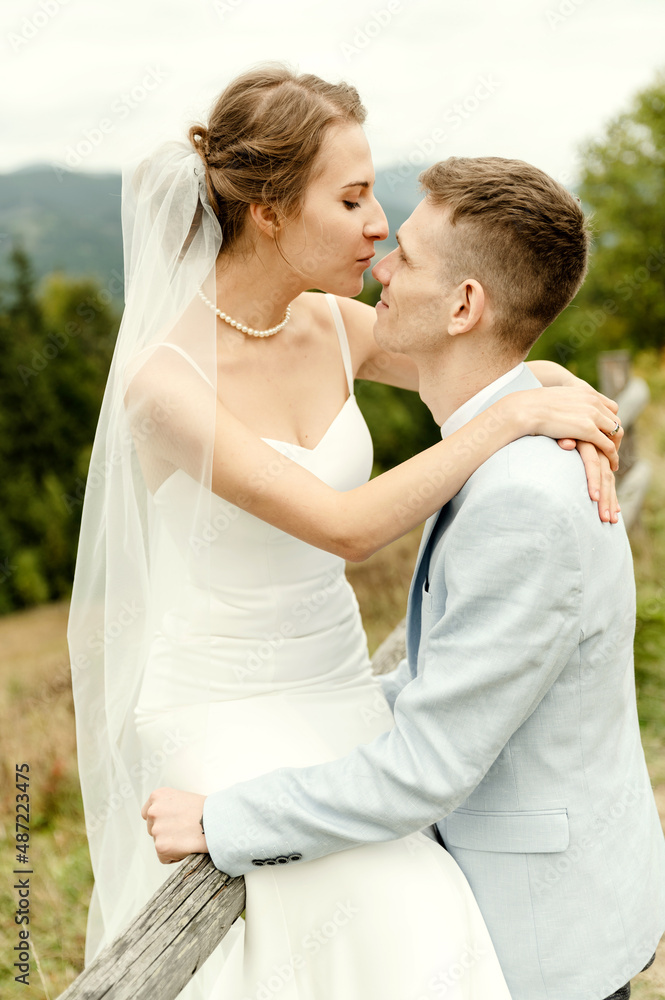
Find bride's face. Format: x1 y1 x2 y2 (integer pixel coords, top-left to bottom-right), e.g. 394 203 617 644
277 123 389 296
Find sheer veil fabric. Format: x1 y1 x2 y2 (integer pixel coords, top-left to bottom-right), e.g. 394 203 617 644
67 141 222 957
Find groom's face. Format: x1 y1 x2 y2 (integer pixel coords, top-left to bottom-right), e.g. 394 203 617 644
372 199 453 355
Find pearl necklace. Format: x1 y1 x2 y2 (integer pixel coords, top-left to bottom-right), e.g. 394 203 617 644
197 289 291 338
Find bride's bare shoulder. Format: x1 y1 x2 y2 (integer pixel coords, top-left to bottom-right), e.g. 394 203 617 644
297 291 376 360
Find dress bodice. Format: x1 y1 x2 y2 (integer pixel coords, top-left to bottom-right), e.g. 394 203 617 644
143 294 375 698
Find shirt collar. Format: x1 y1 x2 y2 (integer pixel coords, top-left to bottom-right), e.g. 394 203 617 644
439 362 526 439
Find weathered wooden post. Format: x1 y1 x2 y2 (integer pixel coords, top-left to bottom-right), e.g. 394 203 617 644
597 350 651 530
370 617 406 676
57 855 245 1000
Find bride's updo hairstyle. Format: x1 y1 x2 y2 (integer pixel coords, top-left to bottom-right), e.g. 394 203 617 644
189 64 366 253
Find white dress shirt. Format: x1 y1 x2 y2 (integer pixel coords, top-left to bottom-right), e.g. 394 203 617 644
439 362 526 439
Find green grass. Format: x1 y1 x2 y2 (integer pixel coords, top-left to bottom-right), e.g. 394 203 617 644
0 604 92 998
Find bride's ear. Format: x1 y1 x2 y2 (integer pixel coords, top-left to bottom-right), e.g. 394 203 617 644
249 203 281 240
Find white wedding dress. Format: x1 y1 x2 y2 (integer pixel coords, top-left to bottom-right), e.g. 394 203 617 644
131 296 512 999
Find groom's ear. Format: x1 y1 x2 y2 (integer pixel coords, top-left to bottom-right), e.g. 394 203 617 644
447 279 485 336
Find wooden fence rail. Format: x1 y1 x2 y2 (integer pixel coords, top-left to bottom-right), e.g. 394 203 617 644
57 353 651 999
57 855 245 1000
597 350 651 530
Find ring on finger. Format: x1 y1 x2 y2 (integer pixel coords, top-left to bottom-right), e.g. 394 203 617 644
607 420 621 437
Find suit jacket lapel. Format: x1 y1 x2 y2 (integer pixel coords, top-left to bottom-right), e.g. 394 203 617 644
406 365 541 642
404 511 443 664
417 511 441 564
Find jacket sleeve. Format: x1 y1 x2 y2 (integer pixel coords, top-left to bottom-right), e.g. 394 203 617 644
379 656 412 712
203 479 584 876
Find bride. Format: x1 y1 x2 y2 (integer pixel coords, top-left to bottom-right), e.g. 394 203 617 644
67 65 621 1000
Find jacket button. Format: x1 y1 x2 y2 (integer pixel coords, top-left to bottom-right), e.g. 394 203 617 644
288 853 302 861
251 859 265 867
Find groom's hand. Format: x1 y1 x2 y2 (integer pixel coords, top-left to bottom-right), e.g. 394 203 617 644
141 787 208 864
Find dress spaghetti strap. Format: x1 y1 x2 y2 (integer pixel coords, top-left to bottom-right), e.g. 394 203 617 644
149 341 215 390
325 294 355 396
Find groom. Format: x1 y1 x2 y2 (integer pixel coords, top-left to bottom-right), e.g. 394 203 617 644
143 156 665 999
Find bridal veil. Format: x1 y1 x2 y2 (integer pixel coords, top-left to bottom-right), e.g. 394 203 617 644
67 141 222 958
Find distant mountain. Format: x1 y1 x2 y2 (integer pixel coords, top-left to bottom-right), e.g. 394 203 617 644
0 163 422 300
0 166 123 293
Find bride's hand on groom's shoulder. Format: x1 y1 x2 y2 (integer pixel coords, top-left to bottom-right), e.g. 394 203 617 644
572 440 621 523
521 364 622 522
554 374 623 523
141 787 208 864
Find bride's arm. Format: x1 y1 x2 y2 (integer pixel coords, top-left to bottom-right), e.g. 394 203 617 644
527 360 582 387
352 335 617 474
341 298 622 515
129 355 620 562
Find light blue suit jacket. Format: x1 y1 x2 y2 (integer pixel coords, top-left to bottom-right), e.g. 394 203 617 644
205 367 665 999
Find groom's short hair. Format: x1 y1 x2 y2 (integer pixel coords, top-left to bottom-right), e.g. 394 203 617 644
420 157 590 356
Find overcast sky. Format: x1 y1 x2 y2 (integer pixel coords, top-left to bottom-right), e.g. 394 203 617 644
1 0 663 188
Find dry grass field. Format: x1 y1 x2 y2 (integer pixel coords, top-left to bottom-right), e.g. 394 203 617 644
1 356 665 999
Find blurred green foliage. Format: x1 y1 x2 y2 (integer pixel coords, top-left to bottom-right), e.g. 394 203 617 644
0 247 116 612
528 73 665 382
